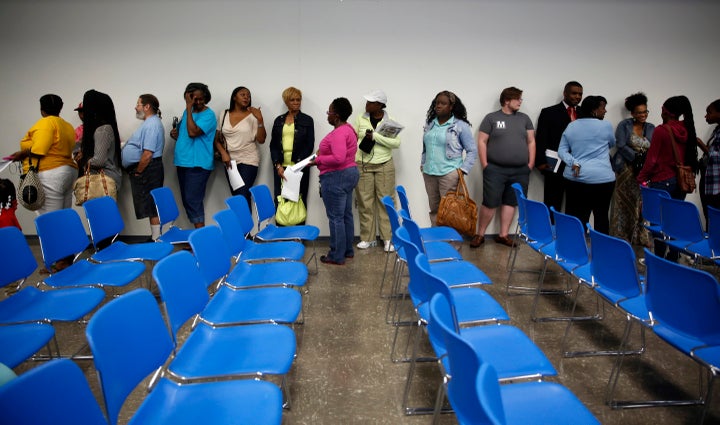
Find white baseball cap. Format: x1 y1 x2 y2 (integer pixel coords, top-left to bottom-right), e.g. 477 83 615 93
363 90 387 105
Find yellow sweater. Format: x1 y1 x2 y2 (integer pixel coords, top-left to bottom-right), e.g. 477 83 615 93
20 116 77 173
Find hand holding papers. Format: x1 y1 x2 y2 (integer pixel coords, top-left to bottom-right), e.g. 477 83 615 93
281 153 316 202
544 149 562 173
288 154 316 173
227 160 245 191
375 119 404 138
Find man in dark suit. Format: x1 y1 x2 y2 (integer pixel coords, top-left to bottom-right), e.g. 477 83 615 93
535 81 583 213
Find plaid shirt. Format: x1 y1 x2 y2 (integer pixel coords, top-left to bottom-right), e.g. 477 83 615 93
705 127 720 195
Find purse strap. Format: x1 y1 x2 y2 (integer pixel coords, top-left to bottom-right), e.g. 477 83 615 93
82 164 110 200
219 109 229 150
666 124 684 166
455 169 469 197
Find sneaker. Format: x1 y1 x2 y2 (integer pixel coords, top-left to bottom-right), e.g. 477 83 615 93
384 240 395 252
357 240 377 249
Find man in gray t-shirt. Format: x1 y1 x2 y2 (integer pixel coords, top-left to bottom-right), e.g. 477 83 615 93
470 87 536 248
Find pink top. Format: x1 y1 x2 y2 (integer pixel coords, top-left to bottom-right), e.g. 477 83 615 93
315 123 357 175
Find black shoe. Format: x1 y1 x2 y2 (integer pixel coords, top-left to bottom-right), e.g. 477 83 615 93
320 255 345 265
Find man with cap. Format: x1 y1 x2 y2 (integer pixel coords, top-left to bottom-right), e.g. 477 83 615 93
353 90 402 252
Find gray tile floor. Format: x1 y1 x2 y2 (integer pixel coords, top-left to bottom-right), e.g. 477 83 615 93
12 237 720 424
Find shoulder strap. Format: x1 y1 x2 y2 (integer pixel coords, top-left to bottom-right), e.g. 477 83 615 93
666 124 683 166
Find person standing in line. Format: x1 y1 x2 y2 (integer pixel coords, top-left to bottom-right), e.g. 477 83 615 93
421 90 476 227
558 95 616 234
354 90 402 252
535 81 583 213
215 86 266 205
609 92 654 246
122 94 165 241
311 97 359 266
472 87 535 248
270 86 315 215
697 99 720 224
171 82 216 228
9 94 77 214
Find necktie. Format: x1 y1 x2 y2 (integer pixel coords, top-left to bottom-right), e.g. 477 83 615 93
567 106 576 121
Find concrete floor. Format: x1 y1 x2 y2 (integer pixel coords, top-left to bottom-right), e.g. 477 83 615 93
12 236 720 424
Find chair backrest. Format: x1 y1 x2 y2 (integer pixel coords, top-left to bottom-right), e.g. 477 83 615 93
640 185 670 226
396 185 411 215
249 184 277 227
86 289 174 425
588 226 642 298
511 182 527 233
152 251 210 343
0 227 38 288
213 209 249 259
83 196 124 248
401 216 428 255
0 358 108 425
34 208 92 269
429 293 493 425
382 195 403 248
524 198 554 245
644 248 720 343
707 206 720 257
552 207 589 267
150 187 180 227
659 196 705 243
475 363 508 425
225 194 256 237
188 225 233 288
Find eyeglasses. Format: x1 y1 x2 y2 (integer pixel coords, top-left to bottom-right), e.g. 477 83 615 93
326 110 337 116
633 110 650 115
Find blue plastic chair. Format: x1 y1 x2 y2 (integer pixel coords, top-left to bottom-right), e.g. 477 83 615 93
86 289 284 425
189 225 307 292
640 185 670 238
82 196 173 262
0 323 55 368
34 209 146 288
0 359 108 425
659 196 707 263
396 185 463 244
400 214 462 262
607 249 720 410
532 208 599 322
150 186 196 245
505 183 529 271
707 206 720 261
0 227 105 361
432 294 600 425
213 208 305 263
247 184 319 273
153 250 302 328
563 226 647 359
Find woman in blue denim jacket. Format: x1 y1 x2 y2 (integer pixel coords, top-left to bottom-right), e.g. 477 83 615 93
421 90 476 225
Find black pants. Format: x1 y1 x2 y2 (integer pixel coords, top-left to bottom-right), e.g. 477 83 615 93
564 179 615 234
543 170 566 221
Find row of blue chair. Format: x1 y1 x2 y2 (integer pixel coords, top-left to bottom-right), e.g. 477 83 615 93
380 196 599 423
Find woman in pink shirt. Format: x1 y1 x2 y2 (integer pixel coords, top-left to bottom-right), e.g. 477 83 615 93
312 97 359 265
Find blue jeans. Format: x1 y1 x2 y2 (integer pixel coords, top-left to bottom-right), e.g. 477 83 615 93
650 176 686 200
177 166 212 224
320 166 360 263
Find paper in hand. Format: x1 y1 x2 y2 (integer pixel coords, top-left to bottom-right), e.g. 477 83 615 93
228 160 245 190
289 154 316 173
281 168 303 202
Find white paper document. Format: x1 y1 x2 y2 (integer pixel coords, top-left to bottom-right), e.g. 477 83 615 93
228 160 245 191
288 154 316 173
545 149 562 173
375 120 404 138
281 168 303 202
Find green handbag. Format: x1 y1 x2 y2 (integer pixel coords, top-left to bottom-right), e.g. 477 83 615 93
276 196 307 226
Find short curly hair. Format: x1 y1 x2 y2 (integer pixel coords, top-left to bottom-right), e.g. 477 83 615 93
331 97 353 121
624 92 647 112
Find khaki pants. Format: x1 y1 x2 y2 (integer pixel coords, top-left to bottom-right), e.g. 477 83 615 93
422 171 460 226
355 159 396 242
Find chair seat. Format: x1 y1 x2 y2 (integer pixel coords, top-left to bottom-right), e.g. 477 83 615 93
570 262 593 284
428 261 492 286
692 345 720 372
0 323 55 368
653 324 720 356
424 241 462 262
499 380 600 424
416 287 509 325
202 286 302 326
91 240 173 263
169 323 296 380
240 240 305 263
226 262 308 289
0 286 105 323
43 260 145 288
419 226 463 244
255 224 319 242
157 226 195 245
130 377 283 425
617 295 651 323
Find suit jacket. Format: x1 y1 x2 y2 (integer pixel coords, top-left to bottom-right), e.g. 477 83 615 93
535 102 573 168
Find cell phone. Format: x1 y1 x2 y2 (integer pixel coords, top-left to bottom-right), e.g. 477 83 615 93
172 117 179 129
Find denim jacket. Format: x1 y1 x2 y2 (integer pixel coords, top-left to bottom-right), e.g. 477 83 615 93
421 118 477 174
611 118 654 172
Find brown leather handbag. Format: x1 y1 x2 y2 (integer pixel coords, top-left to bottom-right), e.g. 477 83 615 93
436 169 478 237
667 124 696 194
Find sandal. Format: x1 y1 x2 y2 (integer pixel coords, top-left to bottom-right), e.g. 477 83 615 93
469 234 485 248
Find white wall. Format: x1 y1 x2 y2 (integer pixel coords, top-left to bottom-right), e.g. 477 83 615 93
1 0 718 235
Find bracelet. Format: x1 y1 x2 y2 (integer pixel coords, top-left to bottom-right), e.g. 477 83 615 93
257 123 264 128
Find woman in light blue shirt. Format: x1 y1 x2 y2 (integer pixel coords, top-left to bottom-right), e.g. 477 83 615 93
558 95 616 233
